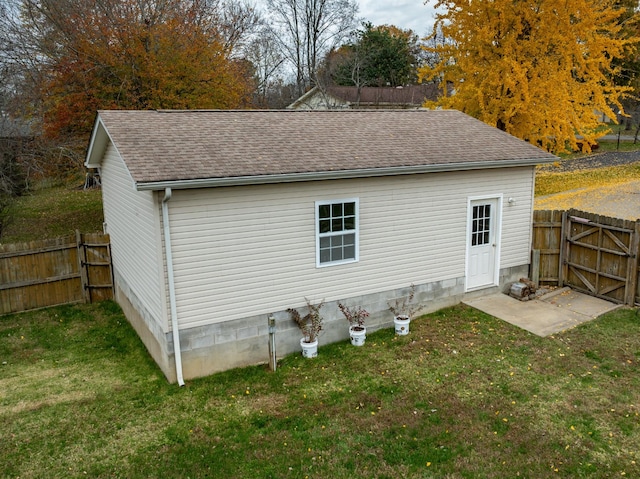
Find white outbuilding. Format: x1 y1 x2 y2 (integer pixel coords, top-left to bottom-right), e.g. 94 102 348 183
85 109 556 383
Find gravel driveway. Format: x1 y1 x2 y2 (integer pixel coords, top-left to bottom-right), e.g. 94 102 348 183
535 150 640 221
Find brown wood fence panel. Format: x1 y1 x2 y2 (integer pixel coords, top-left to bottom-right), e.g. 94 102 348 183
563 210 638 305
533 209 640 306
532 210 564 285
0 232 112 315
79 232 114 303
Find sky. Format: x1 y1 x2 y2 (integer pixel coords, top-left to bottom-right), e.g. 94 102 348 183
254 1 439 38
357 0 438 36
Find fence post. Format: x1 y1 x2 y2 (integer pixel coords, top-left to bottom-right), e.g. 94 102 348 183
76 230 89 303
558 211 568 287
626 220 640 306
531 249 540 288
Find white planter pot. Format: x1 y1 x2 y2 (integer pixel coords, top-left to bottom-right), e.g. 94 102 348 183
300 338 318 358
394 315 411 335
349 326 366 346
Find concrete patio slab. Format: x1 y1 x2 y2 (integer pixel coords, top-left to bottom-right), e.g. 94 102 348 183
463 287 621 337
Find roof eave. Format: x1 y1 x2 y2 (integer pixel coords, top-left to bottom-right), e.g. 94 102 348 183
286 86 320 109
84 115 109 169
135 157 557 191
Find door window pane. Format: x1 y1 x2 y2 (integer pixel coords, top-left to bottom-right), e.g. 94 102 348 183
472 204 491 246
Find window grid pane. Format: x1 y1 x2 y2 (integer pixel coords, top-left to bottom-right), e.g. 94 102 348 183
344 216 355 230
332 203 343 217
330 236 343 248
344 245 355 258
344 202 355 216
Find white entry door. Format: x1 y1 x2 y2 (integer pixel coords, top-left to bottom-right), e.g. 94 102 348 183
466 197 500 291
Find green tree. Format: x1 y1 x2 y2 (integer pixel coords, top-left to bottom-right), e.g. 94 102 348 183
420 0 638 153
330 23 421 87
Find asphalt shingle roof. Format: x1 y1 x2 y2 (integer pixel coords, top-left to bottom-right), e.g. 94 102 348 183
92 109 557 186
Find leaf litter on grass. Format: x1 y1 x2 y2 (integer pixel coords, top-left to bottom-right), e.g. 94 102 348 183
3 302 640 478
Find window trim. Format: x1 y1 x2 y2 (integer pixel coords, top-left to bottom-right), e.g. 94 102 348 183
315 198 359 268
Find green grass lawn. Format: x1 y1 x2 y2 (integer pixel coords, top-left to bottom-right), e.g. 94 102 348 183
534 139 640 197
0 183 104 244
535 161 640 197
2 301 639 478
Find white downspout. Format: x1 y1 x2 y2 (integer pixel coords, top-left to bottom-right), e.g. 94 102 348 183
162 188 185 386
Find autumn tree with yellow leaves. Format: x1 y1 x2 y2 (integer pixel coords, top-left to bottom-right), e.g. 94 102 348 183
419 0 639 153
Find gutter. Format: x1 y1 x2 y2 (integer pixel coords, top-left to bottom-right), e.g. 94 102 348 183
136 158 557 191
162 188 185 386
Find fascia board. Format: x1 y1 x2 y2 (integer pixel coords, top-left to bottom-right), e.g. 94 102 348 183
135 157 557 191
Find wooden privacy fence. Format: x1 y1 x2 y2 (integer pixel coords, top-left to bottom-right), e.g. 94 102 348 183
0 231 113 315
533 209 640 306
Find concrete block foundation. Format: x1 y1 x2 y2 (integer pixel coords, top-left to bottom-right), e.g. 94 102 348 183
162 264 529 382
115 264 530 383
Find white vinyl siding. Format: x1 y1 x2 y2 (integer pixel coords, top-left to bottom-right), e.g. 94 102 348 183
100 144 166 329
498 168 535 268
166 166 535 329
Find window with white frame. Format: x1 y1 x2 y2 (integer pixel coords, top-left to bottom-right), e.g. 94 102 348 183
316 199 359 267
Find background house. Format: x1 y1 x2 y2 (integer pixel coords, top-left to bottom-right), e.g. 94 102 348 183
287 84 441 110
85 109 556 383
0 113 34 157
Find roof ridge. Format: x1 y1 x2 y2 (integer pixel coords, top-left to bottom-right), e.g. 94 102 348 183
143 109 456 114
